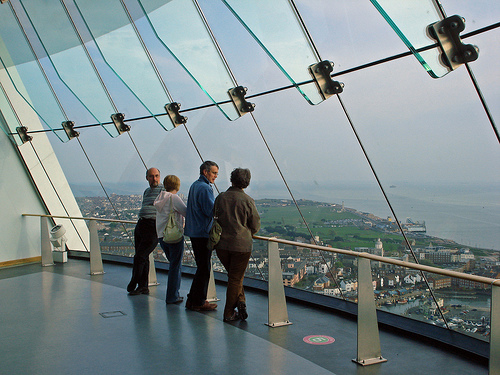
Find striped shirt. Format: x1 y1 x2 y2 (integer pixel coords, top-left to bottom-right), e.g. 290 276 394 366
138 185 164 219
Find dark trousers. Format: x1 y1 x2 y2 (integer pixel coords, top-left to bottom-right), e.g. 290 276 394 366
187 237 212 306
216 249 251 318
130 218 158 289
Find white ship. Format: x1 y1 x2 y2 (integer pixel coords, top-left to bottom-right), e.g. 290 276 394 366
402 218 427 233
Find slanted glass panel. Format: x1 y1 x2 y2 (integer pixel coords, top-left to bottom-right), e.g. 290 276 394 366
0 10 68 142
138 0 239 120
369 0 450 78
222 0 324 105
18 0 120 137
73 0 173 131
0 105 22 145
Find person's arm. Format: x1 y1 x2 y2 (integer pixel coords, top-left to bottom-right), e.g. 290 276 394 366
199 186 215 218
172 194 187 217
153 191 168 212
247 200 261 235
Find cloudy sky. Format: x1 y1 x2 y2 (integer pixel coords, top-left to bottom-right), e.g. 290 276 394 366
44 0 499 186
11 0 497 246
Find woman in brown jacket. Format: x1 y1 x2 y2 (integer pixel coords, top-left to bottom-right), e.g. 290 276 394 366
214 168 260 322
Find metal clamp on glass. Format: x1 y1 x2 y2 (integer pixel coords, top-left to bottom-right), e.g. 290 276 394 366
228 86 255 118
165 103 187 128
309 61 343 101
427 15 479 71
16 126 32 144
62 121 79 140
111 113 130 135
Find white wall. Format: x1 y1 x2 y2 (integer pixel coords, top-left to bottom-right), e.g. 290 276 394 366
0 129 47 262
0 65 89 263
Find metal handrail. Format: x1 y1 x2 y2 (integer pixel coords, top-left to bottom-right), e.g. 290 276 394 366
253 235 500 287
22 213 135 225
23 213 499 287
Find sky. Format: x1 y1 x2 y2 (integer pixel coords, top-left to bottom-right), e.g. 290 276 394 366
43 0 500 186
1 0 498 247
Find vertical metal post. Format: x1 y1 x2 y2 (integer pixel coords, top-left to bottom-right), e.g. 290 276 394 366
490 284 500 375
148 252 159 286
266 240 292 327
88 220 104 275
353 255 387 366
40 217 54 266
206 265 220 302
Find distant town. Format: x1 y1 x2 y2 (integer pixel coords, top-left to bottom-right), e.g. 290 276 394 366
76 194 500 340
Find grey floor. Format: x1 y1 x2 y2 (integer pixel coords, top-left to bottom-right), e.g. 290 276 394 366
0 259 488 375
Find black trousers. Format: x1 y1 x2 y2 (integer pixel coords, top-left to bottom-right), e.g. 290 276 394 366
130 218 158 289
187 237 212 306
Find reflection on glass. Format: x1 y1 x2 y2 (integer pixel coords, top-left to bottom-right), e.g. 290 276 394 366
138 0 239 120
0 104 22 145
0 8 69 142
369 0 450 78
18 0 121 137
73 0 173 131
222 0 324 104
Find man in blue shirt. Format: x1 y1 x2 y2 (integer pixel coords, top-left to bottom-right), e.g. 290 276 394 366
127 167 163 295
184 161 219 311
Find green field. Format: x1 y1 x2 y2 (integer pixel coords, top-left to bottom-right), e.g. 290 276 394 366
256 199 428 254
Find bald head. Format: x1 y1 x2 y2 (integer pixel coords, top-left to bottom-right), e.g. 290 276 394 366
146 168 160 188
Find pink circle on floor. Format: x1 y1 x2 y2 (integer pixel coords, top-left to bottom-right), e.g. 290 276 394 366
303 335 335 345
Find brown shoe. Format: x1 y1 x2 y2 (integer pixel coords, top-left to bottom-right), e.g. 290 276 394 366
187 300 217 311
223 310 239 322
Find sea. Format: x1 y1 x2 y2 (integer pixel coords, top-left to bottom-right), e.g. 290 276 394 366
72 181 500 251
248 181 500 251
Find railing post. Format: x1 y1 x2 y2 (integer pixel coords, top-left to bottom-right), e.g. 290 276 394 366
206 265 220 302
40 217 54 266
88 220 104 275
148 252 159 286
490 284 500 375
353 255 387 366
266 240 292 327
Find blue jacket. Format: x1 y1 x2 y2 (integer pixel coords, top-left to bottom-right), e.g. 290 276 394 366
184 175 215 238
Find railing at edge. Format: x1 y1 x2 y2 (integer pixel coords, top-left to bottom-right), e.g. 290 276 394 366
253 235 500 287
23 214 499 372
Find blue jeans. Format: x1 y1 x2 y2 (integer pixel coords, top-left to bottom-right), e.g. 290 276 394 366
159 237 184 303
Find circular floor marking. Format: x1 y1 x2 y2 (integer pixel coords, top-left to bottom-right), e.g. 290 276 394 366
303 335 335 345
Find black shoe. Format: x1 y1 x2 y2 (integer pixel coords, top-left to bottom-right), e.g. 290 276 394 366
129 287 149 295
127 281 136 293
237 301 248 321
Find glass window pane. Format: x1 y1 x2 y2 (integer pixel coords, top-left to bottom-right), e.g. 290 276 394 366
0 9 69 141
138 0 239 120
73 0 174 130
369 0 450 78
18 0 121 137
222 0 324 104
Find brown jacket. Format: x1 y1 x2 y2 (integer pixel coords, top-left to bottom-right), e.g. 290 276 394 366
214 187 260 252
